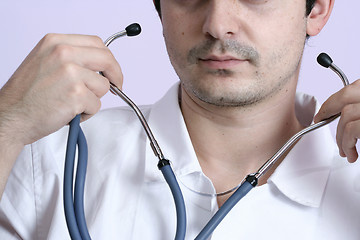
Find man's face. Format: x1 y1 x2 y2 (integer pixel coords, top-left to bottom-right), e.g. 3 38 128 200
160 0 309 107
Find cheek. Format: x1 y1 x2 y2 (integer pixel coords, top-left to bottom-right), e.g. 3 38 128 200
259 15 307 67
252 19 307 89
163 24 191 70
161 4 202 70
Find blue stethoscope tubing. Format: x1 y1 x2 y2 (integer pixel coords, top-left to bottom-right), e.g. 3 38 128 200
63 23 187 240
64 114 90 240
63 23 349 240
158 161 187 240
64 116 186 240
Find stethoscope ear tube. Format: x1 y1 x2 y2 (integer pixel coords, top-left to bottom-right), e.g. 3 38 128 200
159 160 187 240
64 114 91 240
74 124 91 239
62 24 349 240
194 175 257 240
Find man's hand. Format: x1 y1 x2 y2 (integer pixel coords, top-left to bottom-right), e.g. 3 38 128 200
314 80 360 163
0 33 123 198
0 33 123 147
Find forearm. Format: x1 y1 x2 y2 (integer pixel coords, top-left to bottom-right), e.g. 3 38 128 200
0 94 26 198
0 136 24 200
0 87 35 200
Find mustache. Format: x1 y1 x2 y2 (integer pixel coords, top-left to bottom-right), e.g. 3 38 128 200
187 39 260 66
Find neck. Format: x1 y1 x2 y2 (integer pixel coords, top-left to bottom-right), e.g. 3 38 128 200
180 79 303 205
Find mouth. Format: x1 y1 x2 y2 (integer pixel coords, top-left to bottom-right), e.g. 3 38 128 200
198 55 248 69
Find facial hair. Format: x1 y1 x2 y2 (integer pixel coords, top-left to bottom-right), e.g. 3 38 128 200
177 38 300 108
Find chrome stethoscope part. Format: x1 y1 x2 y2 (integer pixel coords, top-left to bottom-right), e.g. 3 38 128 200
255 52 349 180
192 53 351 240
65 24 350 240
179 52 350 197
98 24 186 240
108 83 165 160
330 63 349 86
64 23 185 240
99 23 165 161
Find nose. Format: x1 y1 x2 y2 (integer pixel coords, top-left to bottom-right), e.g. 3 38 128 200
202 1 240 40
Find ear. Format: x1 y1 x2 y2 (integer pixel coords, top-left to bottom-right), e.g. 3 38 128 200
306 0 335 36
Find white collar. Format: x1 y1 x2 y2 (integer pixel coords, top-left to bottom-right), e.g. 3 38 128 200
144 83 202 182
268 92 335 208
144 84 335 208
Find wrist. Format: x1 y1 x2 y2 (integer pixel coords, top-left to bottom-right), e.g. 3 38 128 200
0 106 28 150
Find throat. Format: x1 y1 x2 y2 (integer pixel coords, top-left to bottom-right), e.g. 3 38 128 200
179 83 304 207
192 119 304 207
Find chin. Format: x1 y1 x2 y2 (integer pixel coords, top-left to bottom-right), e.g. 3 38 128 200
192 86 258 106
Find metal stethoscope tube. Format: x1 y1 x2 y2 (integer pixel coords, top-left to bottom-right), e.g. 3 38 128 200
101 25 165 160
256 54 349 179
195 53 350 239
64 23 349 240
64 23 186 240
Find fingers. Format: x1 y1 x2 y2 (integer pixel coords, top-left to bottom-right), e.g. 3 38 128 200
82 69 111 98
45 63 111 115
341 119 360 163
336 104 360 162
314 80 360 163
56 64 110 99
314 80 360 123
80 88 103 122
0 33 125 146
38 33 107 51
42 37 123 88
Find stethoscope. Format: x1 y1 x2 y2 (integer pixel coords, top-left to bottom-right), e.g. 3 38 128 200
63 23 350 240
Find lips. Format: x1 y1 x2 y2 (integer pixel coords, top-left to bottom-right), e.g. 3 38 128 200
198 55 247 69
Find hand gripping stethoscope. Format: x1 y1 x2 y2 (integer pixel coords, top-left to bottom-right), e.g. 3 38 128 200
63 23 349 240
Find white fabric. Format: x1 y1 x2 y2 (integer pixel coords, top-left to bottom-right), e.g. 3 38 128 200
1 83 360 239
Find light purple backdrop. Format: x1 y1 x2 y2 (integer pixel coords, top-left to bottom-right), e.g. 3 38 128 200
0 0 359 137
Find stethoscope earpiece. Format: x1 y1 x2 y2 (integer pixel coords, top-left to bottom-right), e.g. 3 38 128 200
125 23 142 36
317 52 333 68
63 44 351 240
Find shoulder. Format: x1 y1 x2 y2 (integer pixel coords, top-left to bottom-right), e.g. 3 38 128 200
84 104 153 128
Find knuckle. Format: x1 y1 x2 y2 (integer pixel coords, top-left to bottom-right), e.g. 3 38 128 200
90 35 105 47
60 63 78 78
41 33 59 46
102 48 115 65
341 87 352 103
341 104 355 117
343 121 356 136
70 81 86 97
341 83 360 103
52 44 73 61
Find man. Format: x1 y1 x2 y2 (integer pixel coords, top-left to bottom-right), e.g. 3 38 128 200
0 0 360 239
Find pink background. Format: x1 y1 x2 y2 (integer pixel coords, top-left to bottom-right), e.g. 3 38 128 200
0 0 359 136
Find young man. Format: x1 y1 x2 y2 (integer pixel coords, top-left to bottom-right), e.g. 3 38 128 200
1 0 360 239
